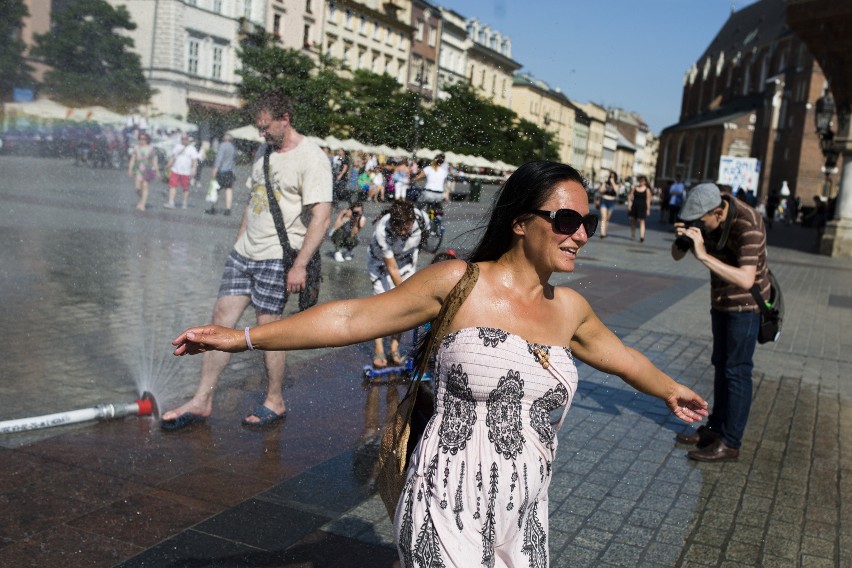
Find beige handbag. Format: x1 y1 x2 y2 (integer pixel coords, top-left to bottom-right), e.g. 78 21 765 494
376 262 480 519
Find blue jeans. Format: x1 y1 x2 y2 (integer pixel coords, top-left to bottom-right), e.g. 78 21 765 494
708 309 760 449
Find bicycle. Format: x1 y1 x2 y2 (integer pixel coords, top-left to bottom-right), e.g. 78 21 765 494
420 202 445 253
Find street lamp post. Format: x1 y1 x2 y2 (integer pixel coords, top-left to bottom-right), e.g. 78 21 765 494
815 88 838 198
411 59 426 160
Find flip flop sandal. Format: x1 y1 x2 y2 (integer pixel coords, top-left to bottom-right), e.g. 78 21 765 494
241 405 286 428
160 412 207 431
372 353 388 368
388 351 403 366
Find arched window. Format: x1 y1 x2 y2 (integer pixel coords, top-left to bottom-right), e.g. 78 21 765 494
742 63 751 96
706 133 720 181
690 135 704 180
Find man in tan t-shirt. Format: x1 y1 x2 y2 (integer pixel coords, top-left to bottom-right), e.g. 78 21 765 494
161 94 332 430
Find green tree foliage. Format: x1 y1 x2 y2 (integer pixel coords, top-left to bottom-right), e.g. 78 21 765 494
424 82 556 164
335 69 419 148
33 0 152 112
0 0 34 101
237 32 343 136
238 42 554 165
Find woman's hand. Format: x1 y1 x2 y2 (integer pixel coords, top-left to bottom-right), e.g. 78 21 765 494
173 325 246 356
664 384 709 423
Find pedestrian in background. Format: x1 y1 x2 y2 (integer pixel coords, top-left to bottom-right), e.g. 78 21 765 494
672 182 769 462
164 132 201 209
393 159 410 201
160 92 332 430
597 171 620 238
206 133 236 216
330 201 366 261
628 175 652 242
668 174 685 224
332 148 350 202
413 153 450 204
127 131 159 212
169 160 707 566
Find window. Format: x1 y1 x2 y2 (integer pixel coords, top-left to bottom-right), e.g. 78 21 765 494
303 24 311 47
328 3 335 21
360 15 366 34
386 26 392 45
373 21 380 40
273 14 282 37
415 21 424 42
212 45 223 79
344 9 352 30
244 0 252 19
306 0 312 13
213 0 222 13
428 27 436 47
372 53 380 73
187 38 200 75
342 43 351 66
357 49 365 68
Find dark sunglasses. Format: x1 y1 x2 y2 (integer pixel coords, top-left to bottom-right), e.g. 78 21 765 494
531 209 598 237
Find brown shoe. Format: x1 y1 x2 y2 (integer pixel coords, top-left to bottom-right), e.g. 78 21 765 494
688 438 739 462
675 425 719 448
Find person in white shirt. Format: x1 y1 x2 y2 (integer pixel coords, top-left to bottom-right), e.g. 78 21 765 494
164 132 202 209
413 153 450 204
367 200 428 367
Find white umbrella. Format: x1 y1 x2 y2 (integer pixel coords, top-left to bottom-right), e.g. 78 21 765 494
149 114 198 133
339 138 369 152
4 99 75 121
415 147 438 160
76 106 125 125
325 135 345 149
227 124 264 143
306 135 328 147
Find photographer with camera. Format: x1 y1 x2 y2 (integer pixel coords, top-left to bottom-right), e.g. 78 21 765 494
330 201 366 261
672 183 770 462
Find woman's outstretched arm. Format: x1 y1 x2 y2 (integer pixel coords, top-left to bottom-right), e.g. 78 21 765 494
172 259 469 356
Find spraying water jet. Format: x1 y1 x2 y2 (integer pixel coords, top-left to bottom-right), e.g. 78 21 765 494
0 391 159 435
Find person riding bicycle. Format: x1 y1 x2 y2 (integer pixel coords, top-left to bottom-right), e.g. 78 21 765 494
413 153 450 204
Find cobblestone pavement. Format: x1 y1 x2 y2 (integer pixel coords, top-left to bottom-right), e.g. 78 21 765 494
0 156 849 567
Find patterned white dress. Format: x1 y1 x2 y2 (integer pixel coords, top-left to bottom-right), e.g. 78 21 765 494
395 327 579 568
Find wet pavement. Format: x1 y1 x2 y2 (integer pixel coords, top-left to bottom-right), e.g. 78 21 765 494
0 155 850 567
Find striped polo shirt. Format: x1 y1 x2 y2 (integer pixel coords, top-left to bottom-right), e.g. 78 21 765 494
707 195 770 312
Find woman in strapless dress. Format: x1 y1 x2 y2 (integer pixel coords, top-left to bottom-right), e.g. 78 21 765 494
172 160 709 568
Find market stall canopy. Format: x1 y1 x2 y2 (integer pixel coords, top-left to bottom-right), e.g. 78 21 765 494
4 99 77 121
415 147 438 160
227 124 264 143
148 115 198 133
75 106 125 125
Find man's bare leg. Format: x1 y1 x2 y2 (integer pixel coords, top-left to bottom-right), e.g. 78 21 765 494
243 311 287 423
161 294 251 420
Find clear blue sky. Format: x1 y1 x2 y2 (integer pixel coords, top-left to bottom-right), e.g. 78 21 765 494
439 0 760 135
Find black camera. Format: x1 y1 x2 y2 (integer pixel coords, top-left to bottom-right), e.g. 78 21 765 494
674 219 705 252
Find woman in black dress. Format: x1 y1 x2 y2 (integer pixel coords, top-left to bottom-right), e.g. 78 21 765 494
628 175 652 242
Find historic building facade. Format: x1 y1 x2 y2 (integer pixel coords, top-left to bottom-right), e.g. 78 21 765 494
464 18 520 109
320 0 413 83
656 0 832 204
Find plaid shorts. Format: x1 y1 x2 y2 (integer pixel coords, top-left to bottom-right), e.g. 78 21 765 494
218 251 289 314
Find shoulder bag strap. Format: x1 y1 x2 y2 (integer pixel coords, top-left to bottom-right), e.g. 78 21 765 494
403 262 480 407
263 145 293 254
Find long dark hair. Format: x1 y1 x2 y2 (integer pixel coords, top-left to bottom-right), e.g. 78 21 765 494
468 160 585 262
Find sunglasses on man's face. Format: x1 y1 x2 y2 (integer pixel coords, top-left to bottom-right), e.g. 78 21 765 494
531 209 598 237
